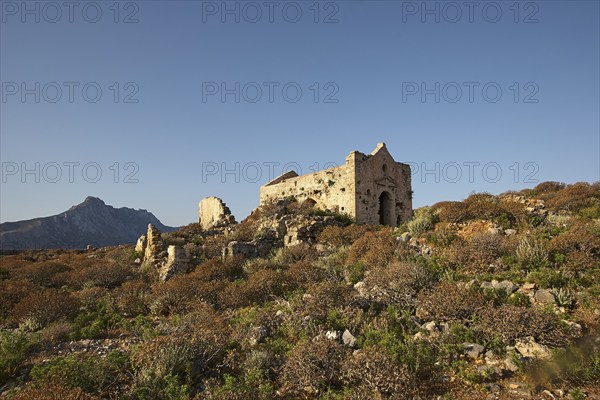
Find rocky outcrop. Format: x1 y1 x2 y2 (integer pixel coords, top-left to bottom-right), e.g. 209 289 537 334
199 197 236 230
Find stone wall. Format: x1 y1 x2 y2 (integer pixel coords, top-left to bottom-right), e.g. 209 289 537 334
260 163 355 215
198 196 236 230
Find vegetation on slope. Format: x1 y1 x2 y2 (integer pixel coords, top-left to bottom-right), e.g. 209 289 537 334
0 182 598 399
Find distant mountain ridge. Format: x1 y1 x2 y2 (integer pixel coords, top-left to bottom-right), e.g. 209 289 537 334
0 196 177 250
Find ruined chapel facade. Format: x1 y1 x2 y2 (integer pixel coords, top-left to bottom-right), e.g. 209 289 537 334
259 143 413 227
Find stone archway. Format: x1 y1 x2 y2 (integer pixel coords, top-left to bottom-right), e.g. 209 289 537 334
303 198 317 207
378 191 394 226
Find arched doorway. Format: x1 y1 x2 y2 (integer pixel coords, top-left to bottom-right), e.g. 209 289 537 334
303 198 317 208
378 191 394 226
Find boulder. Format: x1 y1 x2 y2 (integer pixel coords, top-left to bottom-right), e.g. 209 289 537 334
534 289 555 305
495 280 518 294
521 282 536 293
398 232 411 243
463 343 485 359
342 329 357 348
503 357 520 372
515 337 552 360
249 325 269 346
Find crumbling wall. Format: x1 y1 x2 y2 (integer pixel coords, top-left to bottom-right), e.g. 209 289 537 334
259 163 356 215
199 196 236 230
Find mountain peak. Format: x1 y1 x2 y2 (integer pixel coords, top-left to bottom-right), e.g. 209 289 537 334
83 196 106 206
1 197 176 250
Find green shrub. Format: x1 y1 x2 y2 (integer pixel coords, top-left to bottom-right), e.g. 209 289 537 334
30 351 128 396
528 268 569 289
345 262 365 285
208 369 274 400
131 334 222 400
70 310 122 340
506 292 531 307
364 262 438 310
407 207 438 235
515 237 549 270
0 330 32 385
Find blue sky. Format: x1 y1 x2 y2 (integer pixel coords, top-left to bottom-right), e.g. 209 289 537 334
1 0 599 226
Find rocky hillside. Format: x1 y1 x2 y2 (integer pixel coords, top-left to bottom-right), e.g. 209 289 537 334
0 197 176 250
0 182 598 399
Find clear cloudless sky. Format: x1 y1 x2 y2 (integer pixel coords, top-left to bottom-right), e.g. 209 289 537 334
1 0 599 226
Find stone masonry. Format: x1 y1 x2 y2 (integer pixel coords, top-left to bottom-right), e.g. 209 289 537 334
198 197 236 230
259 143 412 226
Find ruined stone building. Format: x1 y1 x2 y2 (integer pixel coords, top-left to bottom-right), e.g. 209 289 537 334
259 143 413 227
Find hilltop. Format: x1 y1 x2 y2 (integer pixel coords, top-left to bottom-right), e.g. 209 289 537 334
0 181 598 399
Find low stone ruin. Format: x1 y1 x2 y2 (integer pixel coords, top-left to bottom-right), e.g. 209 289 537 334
256 212 341 247
135 224 191 281
159 245 192 281
222 240 258 259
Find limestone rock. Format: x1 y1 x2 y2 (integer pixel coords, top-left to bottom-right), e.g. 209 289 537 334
342 329 357 348
495 280 518 294
199 197 236 230
521 282 536 293
480 280 517 294
515 337 551 360
249 326 269 346
159 245 191 281
503 357 520 372
254 208 343 247
398 232 411 243
463 343 485 359
534 289 555 305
